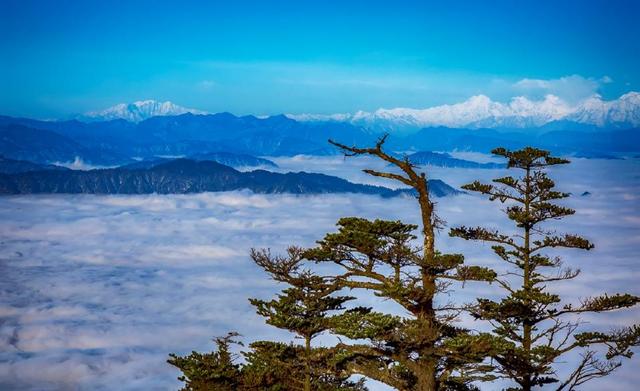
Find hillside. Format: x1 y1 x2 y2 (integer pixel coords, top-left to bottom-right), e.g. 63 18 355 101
0 159 459 197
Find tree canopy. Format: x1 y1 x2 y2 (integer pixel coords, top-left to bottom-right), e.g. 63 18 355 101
169 142 639 391
450 147 640 390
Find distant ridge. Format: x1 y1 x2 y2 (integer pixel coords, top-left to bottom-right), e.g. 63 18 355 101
405 151 505 169
0 156 69 174
0 159 460 197
1 112 638 165
1 112 638 166
0 113 375 161
122 153 278 170
0 123 130 166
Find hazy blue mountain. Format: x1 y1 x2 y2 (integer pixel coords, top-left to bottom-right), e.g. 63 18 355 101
118 157 174 170
535 128 640 154
570 151 622 160
188 152 277 167
1 113 638 165
391 126 640 155
404 151 504 168
0 159 459 197
389 127 521 153
121 153 278 170
0 113 375 158
0 124 130 166
0 115 139 150
0 156 69 174
132 113 374 156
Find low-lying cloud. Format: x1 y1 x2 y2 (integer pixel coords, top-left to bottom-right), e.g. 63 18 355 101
0 156 638 390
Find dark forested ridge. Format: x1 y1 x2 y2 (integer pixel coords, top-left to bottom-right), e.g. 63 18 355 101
0 158 459 197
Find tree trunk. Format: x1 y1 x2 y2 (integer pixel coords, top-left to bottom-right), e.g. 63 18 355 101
522 166 532 391
416 360 438 391
304 335 311 391
417 172 438 391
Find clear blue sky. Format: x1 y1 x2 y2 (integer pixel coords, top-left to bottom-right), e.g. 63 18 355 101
1 0 639 118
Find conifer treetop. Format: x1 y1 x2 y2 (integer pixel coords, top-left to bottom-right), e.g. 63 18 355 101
450 146 640 391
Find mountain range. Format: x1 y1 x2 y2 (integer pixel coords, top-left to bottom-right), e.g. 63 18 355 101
2 109 638 168
387 126 640 157
2 100 637 198
122 153 278 170
0 156 70 174
0 158 459 197
61 92 640 131
0 113 375 165
0 123 129 166
288 92 640 131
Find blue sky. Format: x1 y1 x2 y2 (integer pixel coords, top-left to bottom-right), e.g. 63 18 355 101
1 0 639 117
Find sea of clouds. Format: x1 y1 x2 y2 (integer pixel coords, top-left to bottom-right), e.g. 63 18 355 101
0 155 638 390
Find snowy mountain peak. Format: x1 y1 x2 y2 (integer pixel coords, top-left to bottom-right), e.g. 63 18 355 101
82 100 207 122
288 92 640 131
620 91 640 100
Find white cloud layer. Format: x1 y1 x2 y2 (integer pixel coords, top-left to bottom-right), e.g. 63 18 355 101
0 156 638 390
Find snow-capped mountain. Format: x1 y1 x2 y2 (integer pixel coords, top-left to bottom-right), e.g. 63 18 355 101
288 92 640 131
566 92 640 127
82 100 207 122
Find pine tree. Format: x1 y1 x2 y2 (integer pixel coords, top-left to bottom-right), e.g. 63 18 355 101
241 340 366 390
169 338 365 391
249 246 366 391
295 136 503 390
449 147 640 390
168 247 365 391
168 332 243 391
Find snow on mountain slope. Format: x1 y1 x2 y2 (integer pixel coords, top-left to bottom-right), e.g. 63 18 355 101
82 100 207 122
288 92 640 130
566 92 640 127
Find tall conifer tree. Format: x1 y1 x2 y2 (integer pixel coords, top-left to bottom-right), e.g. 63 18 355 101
169 247 365 391
249 246 365 391
450 147 640 390
168 332 243 391
297 136 502 390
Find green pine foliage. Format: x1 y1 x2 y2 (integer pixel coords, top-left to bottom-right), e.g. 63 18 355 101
169 142 638 391
249 247 365 391
241 341 365 391
294 137 503 390
450 147 640 390
168 336 365 391
168 247 365 391
168 332 243 391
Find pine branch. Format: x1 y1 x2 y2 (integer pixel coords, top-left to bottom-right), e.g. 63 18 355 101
531 234 594 253
462 180 523 203
450 226 523 251
556 350 621 391
545 294 640 320
362 169 413 187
